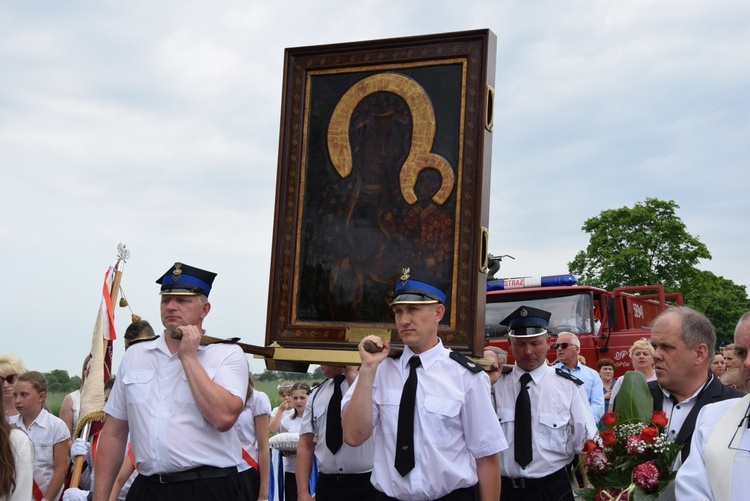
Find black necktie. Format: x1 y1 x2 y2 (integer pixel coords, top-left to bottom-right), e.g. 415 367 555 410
515 372 533 468
326 374 346 454
395 356 421 476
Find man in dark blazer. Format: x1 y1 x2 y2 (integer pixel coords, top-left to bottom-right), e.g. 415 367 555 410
649 306 744 467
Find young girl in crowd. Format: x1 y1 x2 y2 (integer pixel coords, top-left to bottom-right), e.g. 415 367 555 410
280 382 310 501
268 381 293 433
236 374 271 501
0 396 34 501
10 371 70 501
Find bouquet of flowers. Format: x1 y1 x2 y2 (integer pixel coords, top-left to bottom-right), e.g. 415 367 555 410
575 372 682 501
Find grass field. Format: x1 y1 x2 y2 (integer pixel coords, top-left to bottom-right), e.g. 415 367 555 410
47 392 66 417
45 378 322 418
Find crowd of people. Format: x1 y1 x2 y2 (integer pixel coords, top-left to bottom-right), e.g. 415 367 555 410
2 262 749 501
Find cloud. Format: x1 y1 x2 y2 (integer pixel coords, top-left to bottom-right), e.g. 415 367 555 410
0 0 748 377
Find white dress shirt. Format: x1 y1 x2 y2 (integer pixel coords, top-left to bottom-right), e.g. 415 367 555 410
299 376 374 475
493 364 597 479
104 334 248 475
280 412 303 473
659 377 713 470
9 408 69 499
235 390 272 470
676 397 750 500
342 340 507 501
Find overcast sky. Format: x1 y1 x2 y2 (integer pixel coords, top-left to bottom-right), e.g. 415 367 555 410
2 0 748 376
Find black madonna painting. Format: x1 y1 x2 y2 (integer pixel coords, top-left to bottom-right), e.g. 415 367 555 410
266 30 496 356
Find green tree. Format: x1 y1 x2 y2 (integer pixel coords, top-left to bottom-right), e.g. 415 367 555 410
569 198 749 342
681 270 750 344
44 369 71 393
256 370 282 382
569 199 710 291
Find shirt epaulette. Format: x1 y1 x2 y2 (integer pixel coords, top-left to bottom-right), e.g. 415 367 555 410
449 351 483 373
555 367 584 385
127 335 160 346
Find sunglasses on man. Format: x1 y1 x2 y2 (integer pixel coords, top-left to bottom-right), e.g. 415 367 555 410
553 343 577 350
0 374 18 384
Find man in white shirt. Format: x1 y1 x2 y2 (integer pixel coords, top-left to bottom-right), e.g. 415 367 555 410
648 306 743 469
93 262 248 501
296 365 377 501
342 268 506 501
676 311 750 500
493 306 596 501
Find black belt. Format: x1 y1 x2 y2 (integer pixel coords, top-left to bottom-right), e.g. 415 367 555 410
143 466 235 484
318 471 371 483
501 468 567 489
377 485 476 500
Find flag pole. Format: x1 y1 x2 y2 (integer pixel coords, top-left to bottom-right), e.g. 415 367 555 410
69 244 129 489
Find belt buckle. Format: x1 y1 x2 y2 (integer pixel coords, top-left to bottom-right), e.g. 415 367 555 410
510 477 525 489
159 473 168 484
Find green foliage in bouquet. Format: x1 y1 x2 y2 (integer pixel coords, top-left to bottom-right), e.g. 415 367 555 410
575 372 683 501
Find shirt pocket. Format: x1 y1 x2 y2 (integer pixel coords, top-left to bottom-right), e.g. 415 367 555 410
34 441 54 476
538 412 569 453
422 395 462 445
122 370 154 404
373 388 402 435
177 366 218 404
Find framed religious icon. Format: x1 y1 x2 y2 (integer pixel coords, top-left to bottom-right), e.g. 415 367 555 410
265 29 496 358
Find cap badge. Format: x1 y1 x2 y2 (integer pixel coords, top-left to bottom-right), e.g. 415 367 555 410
520 307 528 317
171 263 183 282
400 267 411 284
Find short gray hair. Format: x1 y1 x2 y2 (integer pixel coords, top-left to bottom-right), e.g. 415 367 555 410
484 346 508 364
655 306 716 364
557 332 580 348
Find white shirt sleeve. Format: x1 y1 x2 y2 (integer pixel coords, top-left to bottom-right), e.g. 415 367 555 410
675 406 713 501
10 428 35 501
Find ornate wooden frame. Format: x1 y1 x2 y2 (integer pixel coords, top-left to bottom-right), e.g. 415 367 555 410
265 29 496 357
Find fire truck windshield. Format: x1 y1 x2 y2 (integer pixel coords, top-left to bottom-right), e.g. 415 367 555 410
485 293 595 338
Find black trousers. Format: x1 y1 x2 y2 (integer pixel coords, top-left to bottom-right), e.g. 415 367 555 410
376 484 478 501
239 467 260 501
500 468 574 501
316 472 378 501
127 466 242 501
284 472 297 501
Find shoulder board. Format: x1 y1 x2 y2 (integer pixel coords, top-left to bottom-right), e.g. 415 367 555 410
449 351 483 373
555 368 584 385
127 335 159 347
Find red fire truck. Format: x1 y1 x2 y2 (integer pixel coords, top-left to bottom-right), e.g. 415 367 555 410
484 272 683 377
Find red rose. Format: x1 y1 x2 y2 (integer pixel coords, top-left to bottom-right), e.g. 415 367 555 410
600 428 617 446
601 412 619 426
641 426 658 443
651 410 669 427
583 439 598 453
